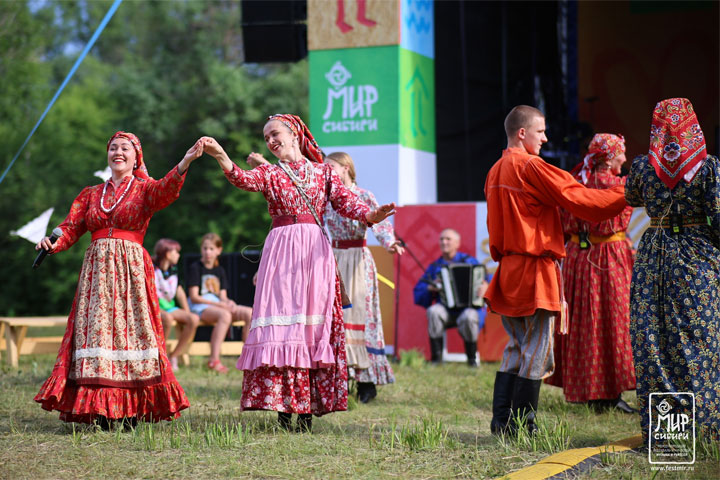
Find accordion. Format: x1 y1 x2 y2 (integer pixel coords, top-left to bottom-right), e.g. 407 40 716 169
439 263 486 309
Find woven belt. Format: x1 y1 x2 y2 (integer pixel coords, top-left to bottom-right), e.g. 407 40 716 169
272 214 318 229
570 232 626 244
332 239 366 249
91 227 144 244
649 215 709 228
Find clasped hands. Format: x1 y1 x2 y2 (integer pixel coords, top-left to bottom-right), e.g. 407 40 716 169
193 137 397 224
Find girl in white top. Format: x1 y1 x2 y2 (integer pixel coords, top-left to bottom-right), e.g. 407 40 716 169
153 238 200 371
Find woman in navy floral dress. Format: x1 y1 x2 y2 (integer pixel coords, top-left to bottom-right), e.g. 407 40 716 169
625 98 720 443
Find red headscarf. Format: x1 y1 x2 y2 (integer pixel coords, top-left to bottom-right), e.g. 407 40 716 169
267 114 324 163
571 133 626 184
648 98 706 189
106 131 150 180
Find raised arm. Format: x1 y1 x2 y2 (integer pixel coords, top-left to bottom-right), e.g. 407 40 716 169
202 136 268 192
145 140 203 211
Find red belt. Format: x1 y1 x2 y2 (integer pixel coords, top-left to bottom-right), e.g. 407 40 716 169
272 214 318 229
332 239 366 249
91 227 144 244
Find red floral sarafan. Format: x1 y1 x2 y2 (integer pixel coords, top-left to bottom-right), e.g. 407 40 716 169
648 98 707 189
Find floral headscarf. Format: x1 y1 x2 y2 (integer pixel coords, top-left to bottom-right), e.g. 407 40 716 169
267 114 324 163
648 98 706 189
572 133 626 184
106 131 150 180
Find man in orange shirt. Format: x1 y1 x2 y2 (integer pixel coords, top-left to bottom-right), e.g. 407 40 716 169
484 105 627 435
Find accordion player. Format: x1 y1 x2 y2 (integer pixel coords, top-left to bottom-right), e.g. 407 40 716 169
438 263 487 309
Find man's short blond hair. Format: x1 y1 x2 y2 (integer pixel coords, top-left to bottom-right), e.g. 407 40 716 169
504 105 545 137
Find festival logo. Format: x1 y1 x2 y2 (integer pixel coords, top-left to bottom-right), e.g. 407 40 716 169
321 60 379 134
648 392 695 467
309 47 398 146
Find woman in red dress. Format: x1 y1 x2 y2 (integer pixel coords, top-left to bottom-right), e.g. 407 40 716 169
545 133 637 413
201 114 396 432
34 132 202 427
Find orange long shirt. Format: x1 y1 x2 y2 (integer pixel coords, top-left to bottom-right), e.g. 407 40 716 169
484 147 627 317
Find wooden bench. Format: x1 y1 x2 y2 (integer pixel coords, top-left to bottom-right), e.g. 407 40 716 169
0 316 67 367
0 316 245 368
163 318 246 366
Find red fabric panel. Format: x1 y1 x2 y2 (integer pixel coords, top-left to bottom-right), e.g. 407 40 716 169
393 203 477 360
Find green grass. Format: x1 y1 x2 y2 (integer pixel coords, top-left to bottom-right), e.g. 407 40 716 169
0 355 717 479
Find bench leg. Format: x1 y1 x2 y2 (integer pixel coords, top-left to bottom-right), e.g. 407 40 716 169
5 325 27 368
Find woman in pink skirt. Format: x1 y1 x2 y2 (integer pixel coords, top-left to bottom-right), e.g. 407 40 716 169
200 114 395 432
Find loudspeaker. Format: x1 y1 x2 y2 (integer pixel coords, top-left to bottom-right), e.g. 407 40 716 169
241 0 308 63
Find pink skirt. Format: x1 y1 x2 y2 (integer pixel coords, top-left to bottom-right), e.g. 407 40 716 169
237 223 336 371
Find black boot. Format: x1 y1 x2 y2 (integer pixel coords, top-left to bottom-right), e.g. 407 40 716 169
464 341 478 367
490 372 516 435
613 395 637 414
94 415 112 431
277 412 292 431
510 376 542 436
429 337 444 364
296 414 312 433
357 382 377 403
119 417 137 430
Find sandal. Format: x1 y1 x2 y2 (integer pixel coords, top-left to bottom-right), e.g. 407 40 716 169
207 359 229 374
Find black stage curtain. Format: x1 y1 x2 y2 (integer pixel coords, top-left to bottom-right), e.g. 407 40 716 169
435 0 576 202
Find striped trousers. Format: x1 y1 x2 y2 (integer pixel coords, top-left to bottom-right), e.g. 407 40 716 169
500 309 555 380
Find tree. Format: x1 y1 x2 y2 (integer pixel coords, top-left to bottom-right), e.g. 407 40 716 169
0 0 309 315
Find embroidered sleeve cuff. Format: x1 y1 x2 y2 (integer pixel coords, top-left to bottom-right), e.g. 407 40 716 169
174 164 188 178
224 162 241 180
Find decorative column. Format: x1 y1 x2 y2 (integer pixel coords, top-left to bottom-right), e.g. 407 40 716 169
308 0 436 208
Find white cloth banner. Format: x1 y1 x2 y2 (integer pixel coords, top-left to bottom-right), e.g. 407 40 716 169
10 207 54 244
94 166 112 182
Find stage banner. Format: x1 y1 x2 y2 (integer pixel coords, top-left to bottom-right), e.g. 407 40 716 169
308 1 436 205
309 47 398 147
400 48 435 153
310 47 435 153
400 0 434 59
308 0 435 57
308 0 400 50
393 203 483 360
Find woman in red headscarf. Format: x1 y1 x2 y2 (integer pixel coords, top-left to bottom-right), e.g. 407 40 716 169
34 132 202 428
201 114 396 432
545 133 637 413
625 99 720 444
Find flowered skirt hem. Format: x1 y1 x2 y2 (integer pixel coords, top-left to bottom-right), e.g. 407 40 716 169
351 353 395 385
34 373 190 423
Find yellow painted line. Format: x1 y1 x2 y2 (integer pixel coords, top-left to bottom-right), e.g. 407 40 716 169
496 434 643 480
377 273 395 289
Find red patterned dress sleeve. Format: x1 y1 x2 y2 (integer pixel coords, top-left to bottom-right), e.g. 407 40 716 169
224 162 269 192
52 186 92 254
144 165 187 211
